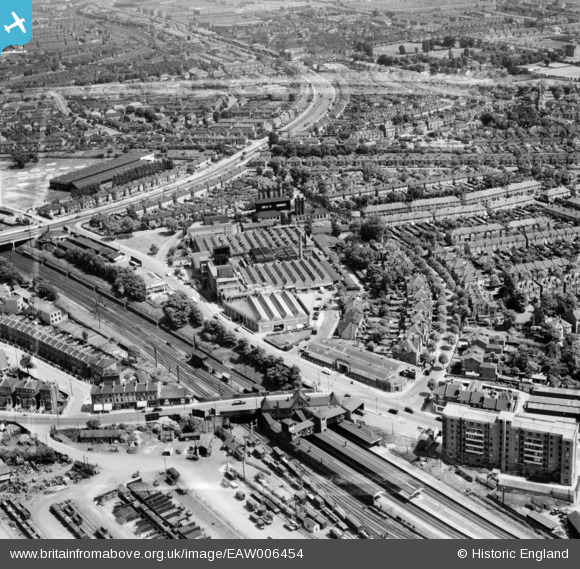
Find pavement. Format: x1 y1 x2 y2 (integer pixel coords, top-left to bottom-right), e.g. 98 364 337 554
1 65 444 441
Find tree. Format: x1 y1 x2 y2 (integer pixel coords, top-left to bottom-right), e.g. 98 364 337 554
511 345 532 374
562 334 580 379
82 331 89 344
222 330 237 347
236 338 252 359
114 269 146 302
503 309 517 331
86 419 100 430
542 292 577 317
163 291 197 329
377 54 394 66
120 217 136 235
126 205 139 220
104 219 121 237
331 219 341 238
489 273 501 288
149 244 159 255
189 303 203 327
344 243 378 270
506 290 528 313
360 217 385 242
399 45 407 55
0 259 23 286
531 305 546 327
539 323 561 344
10 147 38 169
438 353 449 365
432 321 446 334
288 365 302 387
429 331 441 343
20 354 34 372
34 278 59 301
165 218 179 233
420 350 432 365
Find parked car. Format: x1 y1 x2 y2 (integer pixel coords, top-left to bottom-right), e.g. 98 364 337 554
388 409 399 415
404 407 414 414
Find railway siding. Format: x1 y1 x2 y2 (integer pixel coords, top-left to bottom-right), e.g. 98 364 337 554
370 446 538 540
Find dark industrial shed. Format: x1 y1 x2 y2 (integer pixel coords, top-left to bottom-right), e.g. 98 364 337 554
49 153 154 192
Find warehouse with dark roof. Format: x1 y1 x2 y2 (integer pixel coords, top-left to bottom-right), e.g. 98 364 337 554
49 153 155 192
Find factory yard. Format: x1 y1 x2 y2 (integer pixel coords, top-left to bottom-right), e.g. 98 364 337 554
3 0 580 547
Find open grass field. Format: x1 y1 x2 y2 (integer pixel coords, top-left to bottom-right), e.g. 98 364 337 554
116 227 174 258
0 157 99 211
533 65 580 79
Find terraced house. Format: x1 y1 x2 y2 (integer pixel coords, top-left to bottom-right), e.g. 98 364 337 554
0 315 105 379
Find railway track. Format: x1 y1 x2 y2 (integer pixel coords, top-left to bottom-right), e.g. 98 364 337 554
296 436 468 539
1 251 247 399
238 426 419 539
298 446 422 539
318 430 523 539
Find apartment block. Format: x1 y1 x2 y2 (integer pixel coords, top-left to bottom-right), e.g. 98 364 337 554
442 403 578 486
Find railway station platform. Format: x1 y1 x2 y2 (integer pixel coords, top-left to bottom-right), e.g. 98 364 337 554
371 446 537 539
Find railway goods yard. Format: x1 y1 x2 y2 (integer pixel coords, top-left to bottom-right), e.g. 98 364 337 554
0 247 558 541
5 0 580 546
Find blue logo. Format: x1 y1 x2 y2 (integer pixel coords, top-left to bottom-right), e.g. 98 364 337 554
0 0 31 56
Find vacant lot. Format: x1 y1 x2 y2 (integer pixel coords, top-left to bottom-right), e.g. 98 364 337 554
117 228 174 258
0 157 99 211
265 330 313 351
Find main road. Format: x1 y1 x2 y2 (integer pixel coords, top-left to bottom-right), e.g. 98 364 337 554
0 67 336 246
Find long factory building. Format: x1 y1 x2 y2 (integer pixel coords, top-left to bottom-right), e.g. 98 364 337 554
301 339 406 392
49 153 155 192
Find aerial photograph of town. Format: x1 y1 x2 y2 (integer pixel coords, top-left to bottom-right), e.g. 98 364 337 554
1 0 580 545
